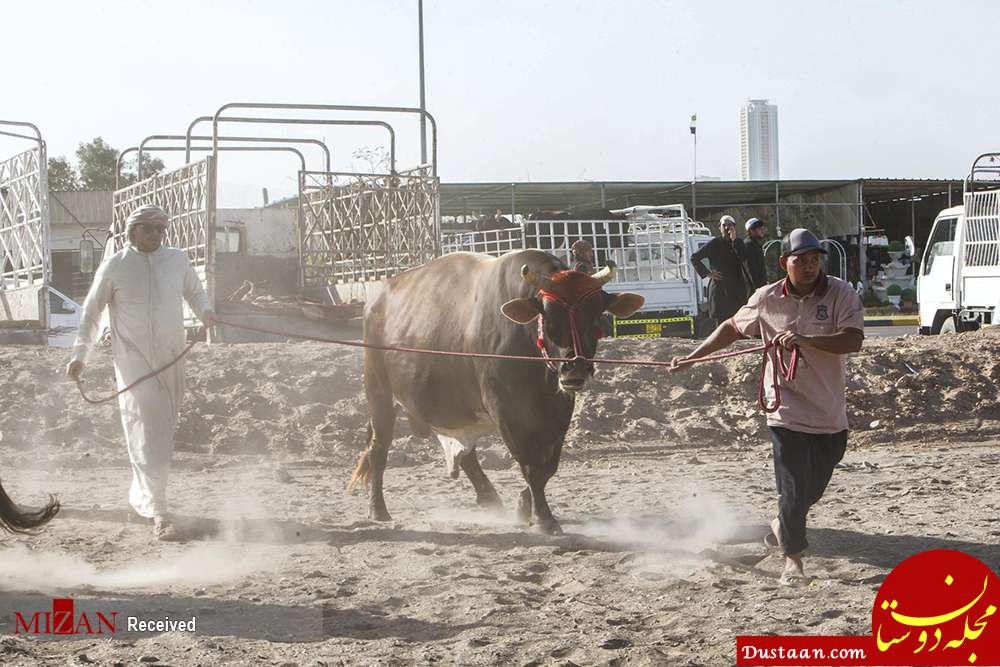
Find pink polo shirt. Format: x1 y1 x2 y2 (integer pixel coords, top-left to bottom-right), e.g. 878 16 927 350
729 274 864 434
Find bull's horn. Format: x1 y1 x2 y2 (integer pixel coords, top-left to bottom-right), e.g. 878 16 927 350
593 260 617 285
521 264 555 291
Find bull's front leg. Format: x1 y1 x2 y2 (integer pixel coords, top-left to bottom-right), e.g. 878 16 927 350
519 460 562 535
494 399 570 535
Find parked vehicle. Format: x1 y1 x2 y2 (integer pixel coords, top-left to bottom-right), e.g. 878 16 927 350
441 204 716 337
918 153 1000 334
0 285 81 347
46 286 83 347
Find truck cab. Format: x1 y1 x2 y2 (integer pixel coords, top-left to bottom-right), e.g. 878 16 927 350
918 206 962 333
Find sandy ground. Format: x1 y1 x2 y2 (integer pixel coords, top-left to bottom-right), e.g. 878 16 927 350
0 329 998 665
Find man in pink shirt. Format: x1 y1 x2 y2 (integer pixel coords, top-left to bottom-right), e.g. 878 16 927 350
672 229 864 583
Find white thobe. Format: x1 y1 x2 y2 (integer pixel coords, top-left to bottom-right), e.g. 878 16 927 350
72 245 209 518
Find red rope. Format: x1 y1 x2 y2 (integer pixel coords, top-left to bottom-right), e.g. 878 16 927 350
756 344 801 413
73 317 801 412
75 341 197 405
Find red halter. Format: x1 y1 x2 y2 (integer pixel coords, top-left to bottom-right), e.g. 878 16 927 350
535 284 605 372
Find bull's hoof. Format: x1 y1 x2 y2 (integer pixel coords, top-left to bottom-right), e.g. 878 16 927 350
369 507 392 522
476 493 503 511
532 518 563 536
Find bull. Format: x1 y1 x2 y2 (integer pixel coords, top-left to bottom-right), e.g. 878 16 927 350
348 249 643 534
0 475 59 533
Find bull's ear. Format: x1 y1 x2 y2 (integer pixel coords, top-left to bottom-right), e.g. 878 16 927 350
501 297 542 324
605 292 644 318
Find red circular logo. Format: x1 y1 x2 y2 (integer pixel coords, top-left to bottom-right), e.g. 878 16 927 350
873 549 1000 665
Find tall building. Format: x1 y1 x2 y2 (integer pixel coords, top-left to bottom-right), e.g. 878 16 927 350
739 99 779 180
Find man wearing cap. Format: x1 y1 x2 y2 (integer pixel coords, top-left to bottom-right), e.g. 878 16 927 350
672 228 863 583
743 217 768 290
66 205 215 541
690 215 748 327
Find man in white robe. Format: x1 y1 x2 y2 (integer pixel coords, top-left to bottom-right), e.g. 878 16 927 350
67 205 214 540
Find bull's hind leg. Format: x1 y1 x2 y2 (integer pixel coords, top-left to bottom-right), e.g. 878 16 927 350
436 435 468 480
436 433 502 510
366 401 396 522
517 488 532 525
355 351 397 522
459 452 502 510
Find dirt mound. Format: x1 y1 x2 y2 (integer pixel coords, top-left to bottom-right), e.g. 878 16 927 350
569 327 1000 448
2 328 998 464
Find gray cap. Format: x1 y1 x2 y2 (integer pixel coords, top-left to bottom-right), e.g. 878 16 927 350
719 215 736 227
782 228 827 256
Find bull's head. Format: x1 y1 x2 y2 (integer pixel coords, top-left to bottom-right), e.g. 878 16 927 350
501 263 644 392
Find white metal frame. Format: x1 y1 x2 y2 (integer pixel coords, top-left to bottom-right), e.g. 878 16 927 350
298 166 441 286
442 206 707 317
0 125 50 327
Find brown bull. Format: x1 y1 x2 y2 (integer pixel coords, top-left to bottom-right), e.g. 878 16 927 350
349 249 643 534
0 476 59 533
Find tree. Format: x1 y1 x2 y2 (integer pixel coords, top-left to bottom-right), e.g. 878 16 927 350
74 137 166 189
119 155 166 188
352 146 390 173
76 137 119 190
47 157 79 191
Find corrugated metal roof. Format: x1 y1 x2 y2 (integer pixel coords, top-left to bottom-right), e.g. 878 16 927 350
440 178 962 216
49 190 112 227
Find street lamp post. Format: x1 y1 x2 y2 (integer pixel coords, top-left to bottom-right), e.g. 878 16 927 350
690 114 697 221
418 0 427 166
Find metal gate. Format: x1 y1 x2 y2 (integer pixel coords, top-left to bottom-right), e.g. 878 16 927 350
0 137 50 326
111 157 216 317
298 165 440 287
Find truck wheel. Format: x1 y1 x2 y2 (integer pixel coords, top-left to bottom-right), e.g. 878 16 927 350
939 316 957 335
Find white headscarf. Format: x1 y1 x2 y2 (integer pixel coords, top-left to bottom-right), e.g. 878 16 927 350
125 204 169 238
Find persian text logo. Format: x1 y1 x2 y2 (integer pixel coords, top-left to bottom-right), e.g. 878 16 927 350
873 549 999 665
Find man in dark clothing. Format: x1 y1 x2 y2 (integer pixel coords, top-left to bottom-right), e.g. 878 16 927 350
690 215 748 327
743 217 768 290
571 239 595 275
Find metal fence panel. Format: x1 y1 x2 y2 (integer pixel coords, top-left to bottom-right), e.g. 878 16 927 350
298 167 440 285
111 158 216 311
441 227 522 256
0 145 49 324
441 219 698 286
964 190 1000 268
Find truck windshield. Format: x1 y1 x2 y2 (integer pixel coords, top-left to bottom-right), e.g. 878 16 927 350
922 217 957 275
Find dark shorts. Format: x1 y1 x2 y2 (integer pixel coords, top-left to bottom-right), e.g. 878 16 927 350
769 426 847 556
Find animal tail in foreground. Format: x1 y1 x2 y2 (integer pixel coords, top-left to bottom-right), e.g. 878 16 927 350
346 421 374 495
0 476 59 533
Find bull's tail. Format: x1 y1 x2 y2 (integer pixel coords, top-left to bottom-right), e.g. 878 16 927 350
346 421 375 495
0 477 59 533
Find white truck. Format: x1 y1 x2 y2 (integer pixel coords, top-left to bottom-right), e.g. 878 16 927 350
441 204 716 337
918 153 1000 334
0 283 81 347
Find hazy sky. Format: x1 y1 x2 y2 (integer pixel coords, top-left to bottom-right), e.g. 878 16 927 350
3 0 996 206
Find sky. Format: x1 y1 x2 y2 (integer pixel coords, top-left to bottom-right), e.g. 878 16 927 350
2 0 997 206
